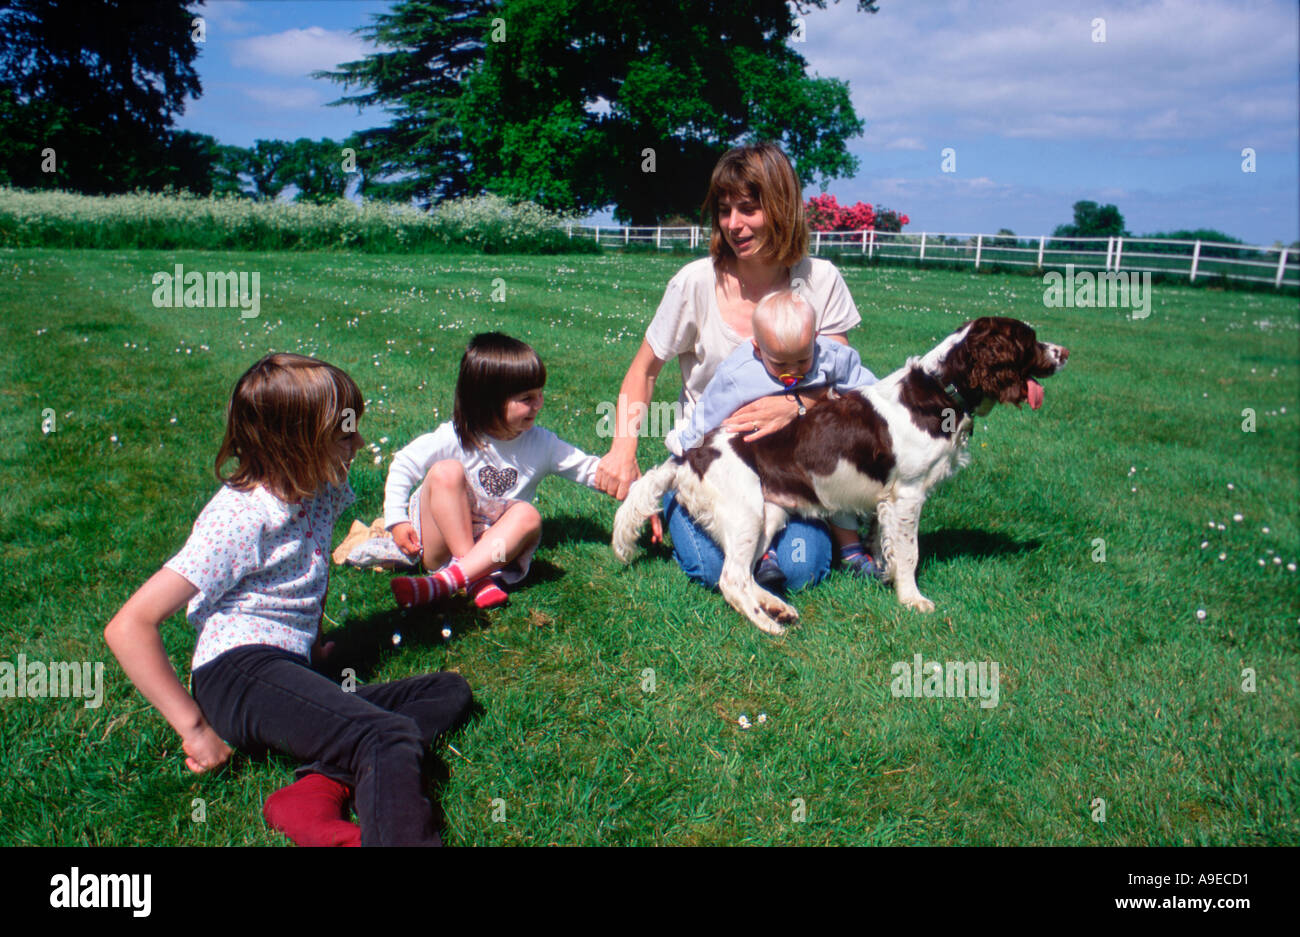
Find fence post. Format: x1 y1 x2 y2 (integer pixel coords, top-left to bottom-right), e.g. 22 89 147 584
595 226 599 245
655 226 661 249
920 232 927 261
974 234 983 270
1105 236 1114 271
1190 240 1201 282
624 226 629 245
1037 235 1045 269
869 229 875 259
1114 237 1123 270
1277 248 1290 288
814 230 822 255
861 229 867 254
566 224 572 239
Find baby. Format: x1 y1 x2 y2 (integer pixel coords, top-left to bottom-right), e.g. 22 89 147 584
664 289 883 585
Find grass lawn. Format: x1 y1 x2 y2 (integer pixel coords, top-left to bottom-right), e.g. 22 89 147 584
1 248 1296 845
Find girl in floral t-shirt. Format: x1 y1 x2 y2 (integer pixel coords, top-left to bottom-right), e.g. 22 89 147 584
104 353 472 847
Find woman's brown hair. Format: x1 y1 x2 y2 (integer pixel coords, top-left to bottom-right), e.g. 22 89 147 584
216 353 364 503
701 142 808 268
453 332 547 451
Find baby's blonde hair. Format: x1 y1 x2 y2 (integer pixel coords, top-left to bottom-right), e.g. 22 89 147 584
752 289 815 352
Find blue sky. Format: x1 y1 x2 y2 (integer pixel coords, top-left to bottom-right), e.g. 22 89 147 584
179 0 1299 245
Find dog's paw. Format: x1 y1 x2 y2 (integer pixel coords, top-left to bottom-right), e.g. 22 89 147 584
757 594 800 624
900 594 935 613
753 614 787 636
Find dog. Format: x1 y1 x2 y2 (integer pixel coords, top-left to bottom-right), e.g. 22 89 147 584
612 316 1069 635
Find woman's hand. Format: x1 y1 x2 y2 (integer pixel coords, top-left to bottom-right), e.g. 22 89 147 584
181 722 232 774
724 387 832 442
594 445 642 501
723 394 800 442
594 447 663 543
390 521 421 557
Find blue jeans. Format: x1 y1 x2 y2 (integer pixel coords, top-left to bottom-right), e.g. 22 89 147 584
662 491 832 591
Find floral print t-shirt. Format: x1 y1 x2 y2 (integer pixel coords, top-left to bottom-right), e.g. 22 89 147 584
165 482 355 670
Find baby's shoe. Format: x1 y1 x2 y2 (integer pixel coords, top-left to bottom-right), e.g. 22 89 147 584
754 549 786 591
841 545 886 583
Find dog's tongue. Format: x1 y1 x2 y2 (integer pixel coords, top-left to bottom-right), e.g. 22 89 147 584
1026 379 1044 410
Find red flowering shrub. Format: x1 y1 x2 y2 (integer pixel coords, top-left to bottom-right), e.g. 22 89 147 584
805 194 910 233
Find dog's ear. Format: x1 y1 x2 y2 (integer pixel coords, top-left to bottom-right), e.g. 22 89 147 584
959 318 1036 405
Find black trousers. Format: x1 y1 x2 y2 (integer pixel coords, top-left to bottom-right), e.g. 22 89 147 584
192 644 473 846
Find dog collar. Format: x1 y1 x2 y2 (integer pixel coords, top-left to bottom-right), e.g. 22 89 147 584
942 380 974 415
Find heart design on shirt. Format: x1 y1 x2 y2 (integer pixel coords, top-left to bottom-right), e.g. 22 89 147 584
478 465 518 497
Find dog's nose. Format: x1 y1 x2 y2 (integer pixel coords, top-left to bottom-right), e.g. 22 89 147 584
1058 346 1069 362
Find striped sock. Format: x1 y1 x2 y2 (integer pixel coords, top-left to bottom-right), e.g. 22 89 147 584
468 574 508 609
390 559 468 608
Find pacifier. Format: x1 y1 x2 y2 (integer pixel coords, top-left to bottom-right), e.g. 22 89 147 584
778 373 803 388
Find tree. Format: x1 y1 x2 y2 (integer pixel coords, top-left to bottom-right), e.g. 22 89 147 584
1053 200 1128 239
0 0 203 193
275 138 353 203
315 0 495 206
872 207 908 233
164 131 249 197
318 0 879 221
210 137 359 202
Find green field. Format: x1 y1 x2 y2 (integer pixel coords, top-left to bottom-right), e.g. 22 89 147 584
1 248 1296 845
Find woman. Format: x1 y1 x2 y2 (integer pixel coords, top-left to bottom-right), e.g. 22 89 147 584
594 142 874 590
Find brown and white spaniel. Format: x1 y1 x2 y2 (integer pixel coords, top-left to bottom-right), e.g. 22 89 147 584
612 316 1069 635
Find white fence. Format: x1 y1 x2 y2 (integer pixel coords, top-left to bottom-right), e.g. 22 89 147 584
564 224 1299 289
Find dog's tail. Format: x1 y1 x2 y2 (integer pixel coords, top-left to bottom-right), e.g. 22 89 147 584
611 458 680 563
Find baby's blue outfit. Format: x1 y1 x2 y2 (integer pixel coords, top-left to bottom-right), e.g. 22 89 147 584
664 336 879 592
667 336 878 455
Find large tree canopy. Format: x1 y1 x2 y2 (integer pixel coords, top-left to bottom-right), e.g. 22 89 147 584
320 0 878 222
0 0 203 193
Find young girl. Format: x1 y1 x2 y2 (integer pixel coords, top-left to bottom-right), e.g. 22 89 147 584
385 332 602 609
104 353 472 847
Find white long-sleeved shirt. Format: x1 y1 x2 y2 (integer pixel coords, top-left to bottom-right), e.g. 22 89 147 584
383 422 600 529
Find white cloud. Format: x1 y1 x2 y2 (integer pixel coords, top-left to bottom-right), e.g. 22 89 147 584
197 0 255 35
230 26 371 78
868 174 1022 206
881 136 925 150
242 86 327 109
802 0 1299 147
